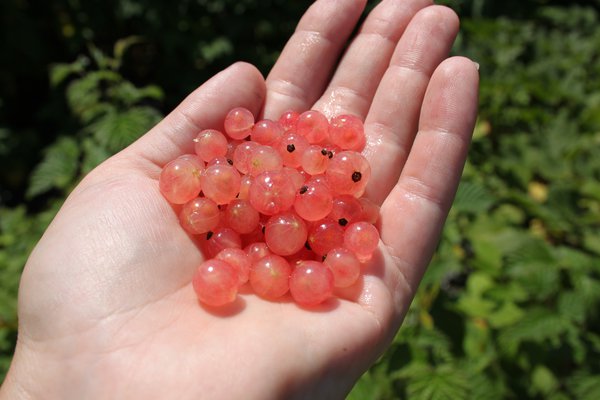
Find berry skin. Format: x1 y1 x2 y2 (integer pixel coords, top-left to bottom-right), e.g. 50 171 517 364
307 219 345 256
296 110 329 143
224 107 255 140
325 151 371 197
324 248 361 288
294 180 333 222
301 145 330 175
275 132 309 168
247 145 284 176
224 199 260 234
245 242 271 263
289 261 334 306
279 110 300 132
249 170 296 215
344 221 380 262
205 228 242 258
200 164 241 205
159 158 203 204
194 129 229 162
215 248 251 285
192 259 239 307
249 254 292 299
328 114 366 151
264 211 308 256
251 119 284 145
179 197 220 234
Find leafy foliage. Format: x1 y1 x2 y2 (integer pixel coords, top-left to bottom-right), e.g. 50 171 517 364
1 0 600 398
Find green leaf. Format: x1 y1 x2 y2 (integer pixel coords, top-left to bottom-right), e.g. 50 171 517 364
88 106 161 153
26 137 80 198
49 55 89 87
531 365 559 396
568 372 600 400
451 180 496 214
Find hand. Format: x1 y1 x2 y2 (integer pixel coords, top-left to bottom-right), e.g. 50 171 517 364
1 0 478 398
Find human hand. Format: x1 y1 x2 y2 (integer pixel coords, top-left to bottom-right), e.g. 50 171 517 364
0 0 478 399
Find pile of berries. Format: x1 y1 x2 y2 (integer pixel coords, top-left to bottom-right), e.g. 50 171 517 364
159 107 380 307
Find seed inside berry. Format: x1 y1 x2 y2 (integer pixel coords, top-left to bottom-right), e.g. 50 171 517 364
339 218 348 226
352 171 362 182
287 144 296 153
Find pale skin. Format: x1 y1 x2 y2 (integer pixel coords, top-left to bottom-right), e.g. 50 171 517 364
0 0 478 399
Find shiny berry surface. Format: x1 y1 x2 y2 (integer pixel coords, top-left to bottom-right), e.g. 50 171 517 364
192 259 238 307
249 254 291 299
215 248 251 285
296 110 329 143
325 151 371 197
179 197 220 234
159 158 203 204
328 114 366 151
200 164 241 205
289 261 334 306
194 129 228 162
249 170 296 215
324 248 361 288
264 211 308 256
224 107 254 140
344 221 380 261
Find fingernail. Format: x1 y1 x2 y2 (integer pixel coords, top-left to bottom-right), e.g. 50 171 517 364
473 61 480 71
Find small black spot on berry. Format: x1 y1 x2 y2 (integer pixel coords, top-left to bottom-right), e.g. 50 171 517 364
322 255 327 261
305 241 312 250
338 218 348 226
299 185 308 194
227 158 233 165
321 149 328 156
206 231 214 240
287 144 296 153
327 151 334 159
351 171 362 182
262 226 265 234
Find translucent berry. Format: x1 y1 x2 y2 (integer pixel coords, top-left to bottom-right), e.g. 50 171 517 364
289 261 334 306
207 156 234 167
159 158 203 204
224 199 260 234
307 219 345 256
247 145 284 176
205 228 242 258
177 154 205 170
344 221 380 262
279 110 300 132
179 197 220 234
294 181 333 221
215 248 251 285
325 151 371 197
329 195 363 226
328 114 366 151
200 164 241 205
358 197 380 224
264 211 308 256
249 255 292 299
238 174 253 200
323 248 361 288
283 166 307 191
194 129 228 162
232 141 259 174
301 145 330 175
245 242 271 263
275 132 310 168
251 119 284 145
192 259 238 307
224 107 255 140
249 170 296 215
296 110 329 143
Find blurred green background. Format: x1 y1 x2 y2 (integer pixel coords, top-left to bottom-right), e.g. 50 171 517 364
1 0 600 398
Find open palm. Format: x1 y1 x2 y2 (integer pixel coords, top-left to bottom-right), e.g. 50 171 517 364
3 1 478 399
